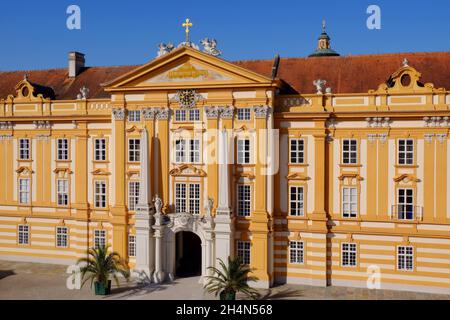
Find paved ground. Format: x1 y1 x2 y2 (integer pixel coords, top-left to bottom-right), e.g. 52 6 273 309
1 260 449 300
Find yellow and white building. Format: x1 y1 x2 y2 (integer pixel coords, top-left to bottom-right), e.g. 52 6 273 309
0 23 450 294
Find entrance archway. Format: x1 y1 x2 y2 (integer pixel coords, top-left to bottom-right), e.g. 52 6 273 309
175 231 202 277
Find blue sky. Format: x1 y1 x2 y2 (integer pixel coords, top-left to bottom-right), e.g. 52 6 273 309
0 0 448 71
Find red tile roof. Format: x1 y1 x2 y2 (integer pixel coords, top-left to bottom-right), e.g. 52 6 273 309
234 52 450 94
0 52 448 100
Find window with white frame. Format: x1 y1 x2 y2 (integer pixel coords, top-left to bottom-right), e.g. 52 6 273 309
397 246 414 271
175 139 200 163
289 186 304 216
128 110 141 122
57 138 69 161
237 185 251 217
19 178 30 204
175 183 187 213
397 188 414 220
18 225 29 245
94 230 106 249
398 139 414 165
94 138 107 161
57 179 69 206
342 187 358 218
128 235 136 257
19 138 30 160
128 139 140 162
290 139 305 164
94 181 107 208
189 139 200 163
237 139 251 164
189 184 201 215
56 226 68 248
175 183 201 214
341 243 357 267
237 108 251 121
128 181 140 211
189 109 200 121
237 241 251 265
175 140 186 163
342 139 358 164
175 109 187 122
289 241 304 264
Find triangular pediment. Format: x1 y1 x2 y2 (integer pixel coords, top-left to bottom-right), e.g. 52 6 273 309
104 46 274 91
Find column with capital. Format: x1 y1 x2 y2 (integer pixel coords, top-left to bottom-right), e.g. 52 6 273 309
134 108 157 280
156 108 170 212
205 106 220 214
214 108 235 266
111 108 128 259
249 105 273 288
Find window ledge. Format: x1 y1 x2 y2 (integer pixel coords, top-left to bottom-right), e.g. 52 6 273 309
394 164 418 169
339 164 362 168
288 163 309 167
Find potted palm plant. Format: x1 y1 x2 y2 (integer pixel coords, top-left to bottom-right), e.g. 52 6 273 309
77 245 130 296
204 256 260 300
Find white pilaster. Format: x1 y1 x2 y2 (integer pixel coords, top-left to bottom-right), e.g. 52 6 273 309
214 129 234 265
134 128 155 281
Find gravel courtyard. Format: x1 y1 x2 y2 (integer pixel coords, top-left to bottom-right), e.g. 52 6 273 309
0 260 449 300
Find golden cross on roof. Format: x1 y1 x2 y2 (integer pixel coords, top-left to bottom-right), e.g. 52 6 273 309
182 18 193 42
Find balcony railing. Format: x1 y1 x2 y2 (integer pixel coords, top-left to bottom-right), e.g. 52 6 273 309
390 205 423 221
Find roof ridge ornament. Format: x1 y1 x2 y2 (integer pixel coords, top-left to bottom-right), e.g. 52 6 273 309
157 43 174 57
403 58 409 67
200 38 222 57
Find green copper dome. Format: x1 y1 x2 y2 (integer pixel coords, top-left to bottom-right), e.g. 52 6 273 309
308 21 340 57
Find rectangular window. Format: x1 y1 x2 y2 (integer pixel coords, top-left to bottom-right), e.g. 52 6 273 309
341 243 357 267
128 181 140 211
289 186 304 216
289 241 304 264
175 183 187 213
128 235 136 257
290 139 305 164
189 109 200 121
237 108 251 121
94 138 107 161
128 110 141 122
189 184 201 215
237 139 251 164
342 187 358 218
57 138 69 161
342 139 358 164
128 139 140 162
19 138 30 160
19 178 30 204
57 179 69 206
237 241 251 265
56 226 68 248
94 181 107 208
175 110 187 122
175 183 200 214
189 139 200 163
175 140 186 163
398 139 414 165
18 225 29 245
397 188 414 220
94 230 106 249
237 185 251 217
398 246 414 271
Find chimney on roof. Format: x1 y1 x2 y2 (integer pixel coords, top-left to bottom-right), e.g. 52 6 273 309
68 52 85 78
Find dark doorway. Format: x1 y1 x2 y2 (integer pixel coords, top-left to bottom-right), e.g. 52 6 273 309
175 231 202 277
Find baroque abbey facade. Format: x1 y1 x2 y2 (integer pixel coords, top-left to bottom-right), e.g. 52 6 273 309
0 24 450 294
